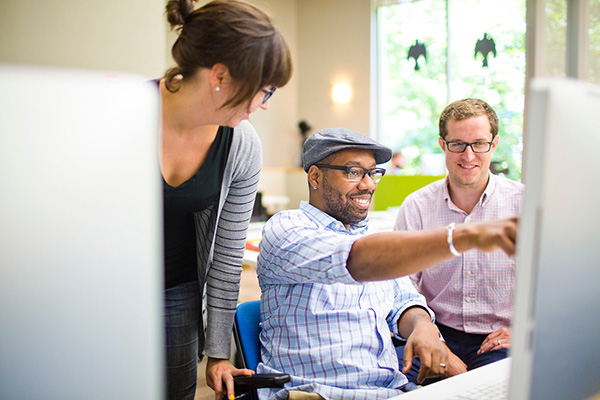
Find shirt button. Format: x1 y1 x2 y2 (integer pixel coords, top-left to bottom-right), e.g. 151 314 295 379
466 297 472 302
465 216 472 222
467 270 472 276
466 322 472 326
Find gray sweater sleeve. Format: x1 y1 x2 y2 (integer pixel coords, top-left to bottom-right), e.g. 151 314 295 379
203 121 262 359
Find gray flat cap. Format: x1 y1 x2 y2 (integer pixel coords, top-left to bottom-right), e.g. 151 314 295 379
302 128 392 172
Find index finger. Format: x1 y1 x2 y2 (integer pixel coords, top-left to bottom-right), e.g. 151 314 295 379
416 351 432 384
508 216 518 238
504 217 518 251
498 233 516 257
402 344 414 374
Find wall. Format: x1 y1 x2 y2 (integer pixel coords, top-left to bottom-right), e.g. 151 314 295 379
297 0 372 138
0 0 166 78
248 0 301 169
247 0 372 169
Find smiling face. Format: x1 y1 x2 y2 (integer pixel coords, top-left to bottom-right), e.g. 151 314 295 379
440 114 498 193
311 148 378 228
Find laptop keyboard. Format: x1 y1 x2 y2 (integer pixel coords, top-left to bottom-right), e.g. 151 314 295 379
447 379 508 400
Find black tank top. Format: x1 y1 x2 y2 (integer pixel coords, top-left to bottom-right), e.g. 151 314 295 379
162 126 233 289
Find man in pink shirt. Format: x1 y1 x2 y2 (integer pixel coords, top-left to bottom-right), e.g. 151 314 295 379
394 98 524 381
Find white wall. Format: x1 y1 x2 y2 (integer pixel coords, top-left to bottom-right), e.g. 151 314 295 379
297 0 371 137
0 0 166 78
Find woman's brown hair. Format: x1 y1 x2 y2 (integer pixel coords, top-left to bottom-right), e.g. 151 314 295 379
164 0 293 108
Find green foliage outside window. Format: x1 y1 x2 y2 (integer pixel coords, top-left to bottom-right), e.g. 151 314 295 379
376 0 526 181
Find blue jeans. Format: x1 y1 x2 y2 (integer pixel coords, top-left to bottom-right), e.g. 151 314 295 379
397 322 508 385
164 281 201 400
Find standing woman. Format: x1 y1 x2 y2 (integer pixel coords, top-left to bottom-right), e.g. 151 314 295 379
159 1 292 399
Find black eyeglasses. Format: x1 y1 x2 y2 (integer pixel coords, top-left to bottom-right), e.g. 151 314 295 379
442 139 494 153
315 164 386 183
262 87 276 104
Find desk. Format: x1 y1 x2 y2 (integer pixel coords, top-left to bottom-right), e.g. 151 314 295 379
367 209 399 232
261 194 290 215
243 210 399 268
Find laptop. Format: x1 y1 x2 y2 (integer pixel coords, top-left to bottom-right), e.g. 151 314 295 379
390 78 600 400
0 65 164 399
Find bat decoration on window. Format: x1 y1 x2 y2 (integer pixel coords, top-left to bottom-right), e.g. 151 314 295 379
407 40 427 71
474 33 497 67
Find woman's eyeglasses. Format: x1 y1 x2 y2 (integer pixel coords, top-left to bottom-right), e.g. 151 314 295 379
262 87 276 104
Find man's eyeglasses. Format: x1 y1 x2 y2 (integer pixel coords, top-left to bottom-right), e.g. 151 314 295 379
262 87 276 104
315 164 386 183
442 139 494 153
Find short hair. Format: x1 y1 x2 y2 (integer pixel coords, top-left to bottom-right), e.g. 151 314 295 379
438 98 498 139
163 0 293 108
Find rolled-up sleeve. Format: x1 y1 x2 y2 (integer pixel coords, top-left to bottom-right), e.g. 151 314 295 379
387 277 435 339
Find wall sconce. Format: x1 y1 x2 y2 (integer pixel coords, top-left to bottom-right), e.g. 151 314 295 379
331 82 352 104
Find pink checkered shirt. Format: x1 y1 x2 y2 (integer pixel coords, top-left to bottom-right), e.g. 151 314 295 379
394 174 524 334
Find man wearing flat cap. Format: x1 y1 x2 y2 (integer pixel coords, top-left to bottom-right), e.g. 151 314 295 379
255 128 517 400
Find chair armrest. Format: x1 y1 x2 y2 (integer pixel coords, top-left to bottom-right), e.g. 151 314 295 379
221 373 291 400
234 373 290 391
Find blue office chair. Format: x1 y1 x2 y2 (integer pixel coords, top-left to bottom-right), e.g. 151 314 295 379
227 300 290 400
233 300 262 370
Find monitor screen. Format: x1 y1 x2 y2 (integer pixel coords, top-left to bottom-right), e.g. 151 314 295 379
0 65 164 399
510 78 600 400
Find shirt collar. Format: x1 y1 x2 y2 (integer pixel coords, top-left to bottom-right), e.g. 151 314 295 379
443 172 497 210
299 201 370 233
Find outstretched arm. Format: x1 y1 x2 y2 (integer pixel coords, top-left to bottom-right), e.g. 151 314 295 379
347 217 517 281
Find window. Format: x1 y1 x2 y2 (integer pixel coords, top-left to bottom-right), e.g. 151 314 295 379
538 0 600 82
587 0 600 81
373 0 526 180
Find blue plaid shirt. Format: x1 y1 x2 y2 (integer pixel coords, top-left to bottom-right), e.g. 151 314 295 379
256 202 433 400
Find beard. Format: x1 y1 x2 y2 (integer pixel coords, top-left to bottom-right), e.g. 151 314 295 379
321 175 371 226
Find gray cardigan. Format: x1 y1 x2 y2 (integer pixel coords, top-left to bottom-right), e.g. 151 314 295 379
194 120 262 359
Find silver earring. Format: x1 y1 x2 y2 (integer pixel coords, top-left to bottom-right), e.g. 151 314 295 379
215 86 220 92
313 186 317 190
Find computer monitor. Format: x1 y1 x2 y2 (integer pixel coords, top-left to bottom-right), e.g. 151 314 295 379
0 65 164 399
510 78 600 400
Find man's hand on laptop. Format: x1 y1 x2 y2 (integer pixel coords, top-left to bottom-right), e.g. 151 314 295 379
443 346 467 378
402 318 450 384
